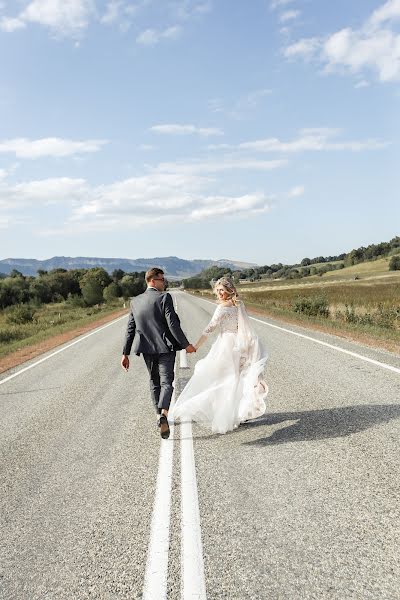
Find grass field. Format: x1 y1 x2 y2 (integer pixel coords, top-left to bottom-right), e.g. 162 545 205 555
0 301 127 359
190 259 400 352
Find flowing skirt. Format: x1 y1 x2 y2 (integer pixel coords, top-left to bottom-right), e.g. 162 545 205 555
170 332 268 434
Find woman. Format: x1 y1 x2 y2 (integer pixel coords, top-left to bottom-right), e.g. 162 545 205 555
170 277 268 434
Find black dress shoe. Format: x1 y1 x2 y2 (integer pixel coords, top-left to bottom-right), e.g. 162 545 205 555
159 415 170 439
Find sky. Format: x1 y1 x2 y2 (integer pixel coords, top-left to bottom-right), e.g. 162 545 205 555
0 0 399 266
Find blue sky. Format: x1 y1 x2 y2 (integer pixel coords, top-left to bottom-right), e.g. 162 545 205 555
0 0 399 265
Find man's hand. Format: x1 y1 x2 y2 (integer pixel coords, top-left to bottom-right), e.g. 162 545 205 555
185 344 196 354
121 355 130 371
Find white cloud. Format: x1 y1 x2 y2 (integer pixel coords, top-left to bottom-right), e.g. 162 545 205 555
0 177 88 211
368 0 400 29
0 168 276 233
156 158 287 174
239 129 389 153
270 0 295 9
0 0 95 37
20 0 95 37
0 137 107 159
354 79 370 88
279 10 300 23
284 0 400 82
150 123 223 136
0 16 26 31
284 36 321 59
138 144 156 151
171 1 212 20
100 0 123 25
190 193 272 221
136 24 182 45
288 185 304 198
207 88 272 119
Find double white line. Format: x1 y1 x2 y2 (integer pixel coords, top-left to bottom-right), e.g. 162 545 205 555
142 297 206 600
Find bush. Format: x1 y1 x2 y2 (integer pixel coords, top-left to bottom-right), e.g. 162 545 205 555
0 328 26 343
103 282 121 302
389 255 400 271
66 293 86 307
293 296 330 318
5 304 36 324
335 303 399 330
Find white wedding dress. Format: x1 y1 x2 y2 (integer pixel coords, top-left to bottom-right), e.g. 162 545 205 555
170 301 268 434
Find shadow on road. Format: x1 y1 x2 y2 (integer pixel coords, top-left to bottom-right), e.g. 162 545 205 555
239 404 400 446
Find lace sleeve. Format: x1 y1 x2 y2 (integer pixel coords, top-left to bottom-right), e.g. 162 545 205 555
202 305 224 335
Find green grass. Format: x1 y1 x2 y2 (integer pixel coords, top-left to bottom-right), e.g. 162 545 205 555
0 301 127 359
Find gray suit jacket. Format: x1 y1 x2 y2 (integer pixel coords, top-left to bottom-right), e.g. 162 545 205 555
122 288 189 356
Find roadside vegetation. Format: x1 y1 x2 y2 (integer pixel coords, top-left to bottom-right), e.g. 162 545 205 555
0 267 147 359
184 237 400 352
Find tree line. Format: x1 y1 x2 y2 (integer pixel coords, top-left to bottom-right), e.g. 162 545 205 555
183 236 400 289
0 268 147 310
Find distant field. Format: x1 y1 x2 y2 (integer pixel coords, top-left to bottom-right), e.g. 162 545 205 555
189 260 400 352
242 256 398 289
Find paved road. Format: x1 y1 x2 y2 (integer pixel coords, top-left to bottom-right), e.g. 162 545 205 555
1 292 399 599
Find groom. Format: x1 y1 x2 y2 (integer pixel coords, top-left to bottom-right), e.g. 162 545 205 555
121 267 196 439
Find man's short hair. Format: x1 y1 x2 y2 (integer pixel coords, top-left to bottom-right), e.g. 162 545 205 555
145 267 164 282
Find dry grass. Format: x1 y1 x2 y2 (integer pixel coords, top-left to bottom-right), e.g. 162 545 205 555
189 269 400 354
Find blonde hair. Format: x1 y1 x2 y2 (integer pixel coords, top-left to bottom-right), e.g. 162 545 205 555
213 277 240 306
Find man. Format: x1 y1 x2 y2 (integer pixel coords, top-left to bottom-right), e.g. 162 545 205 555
121 267 196 439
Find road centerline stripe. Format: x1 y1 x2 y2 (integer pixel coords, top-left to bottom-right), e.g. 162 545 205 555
172 293 207 600
180 419 207 600
142 421 175 600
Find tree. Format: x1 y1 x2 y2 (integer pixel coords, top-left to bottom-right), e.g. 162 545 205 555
120 275 146 299
301 258 311 266
103 282 121 302
81 280 104 305
112 269 125 282
9 269 24 278
29 278 53 304
389 255 400 271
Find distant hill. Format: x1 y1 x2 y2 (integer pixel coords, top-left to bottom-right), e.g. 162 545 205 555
0 256 257 278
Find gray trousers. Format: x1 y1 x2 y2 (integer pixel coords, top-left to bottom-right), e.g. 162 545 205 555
142 352 176 413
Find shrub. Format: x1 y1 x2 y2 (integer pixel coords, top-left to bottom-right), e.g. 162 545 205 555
293 296 330 318
389 255 400 271
5 304 36 324
0 328 26 343
66 293 86 307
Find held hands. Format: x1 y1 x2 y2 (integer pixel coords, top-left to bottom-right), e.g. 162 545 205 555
121 355 130 371
185 344 197 354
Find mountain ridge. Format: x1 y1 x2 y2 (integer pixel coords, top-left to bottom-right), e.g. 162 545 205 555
0 256 257 278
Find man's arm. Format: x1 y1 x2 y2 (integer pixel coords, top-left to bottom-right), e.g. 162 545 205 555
163 293 191 350
122 303 136 357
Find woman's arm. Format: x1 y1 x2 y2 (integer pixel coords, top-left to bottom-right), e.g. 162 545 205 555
194 334 208 350
195 305 223 349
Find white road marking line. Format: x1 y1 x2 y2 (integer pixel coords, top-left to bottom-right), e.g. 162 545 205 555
179 349 189 368
0 314 129 386
143 296 182 599
180 420 207 600
172 294 207 600
142 418 175 600
193 295 400 375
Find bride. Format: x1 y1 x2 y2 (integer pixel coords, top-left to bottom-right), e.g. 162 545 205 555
170 277 268 434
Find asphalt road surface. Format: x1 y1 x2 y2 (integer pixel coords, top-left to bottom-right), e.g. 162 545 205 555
1 291 399 600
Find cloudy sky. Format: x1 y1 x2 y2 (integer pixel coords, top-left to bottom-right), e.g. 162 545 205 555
0 0 398 264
